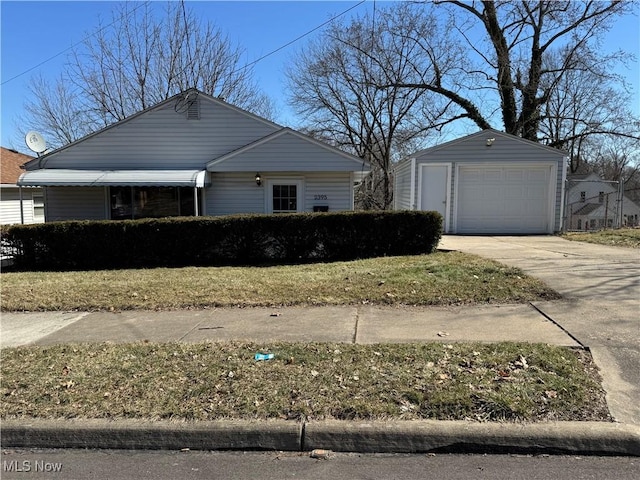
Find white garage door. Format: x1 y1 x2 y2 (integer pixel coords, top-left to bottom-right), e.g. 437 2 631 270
457 165 552 234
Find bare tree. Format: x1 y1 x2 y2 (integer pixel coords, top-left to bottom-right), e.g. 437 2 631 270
590 135 640 196
372 1 635 144
22 74 89 146
538 48 640 173
287 3 458 209
19 1 273 148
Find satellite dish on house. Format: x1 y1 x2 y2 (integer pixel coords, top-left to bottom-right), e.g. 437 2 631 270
25 131 47 155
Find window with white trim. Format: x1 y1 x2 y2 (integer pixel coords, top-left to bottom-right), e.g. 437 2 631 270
32 192 45 222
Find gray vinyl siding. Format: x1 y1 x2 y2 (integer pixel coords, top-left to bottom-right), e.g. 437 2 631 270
0 189 23 224
0 187 43 224
206 172 353 216
210 131 366 172
205 173 265 215
37 100 279 170
45 187 107 221
393 160 413 210
304 172 353 211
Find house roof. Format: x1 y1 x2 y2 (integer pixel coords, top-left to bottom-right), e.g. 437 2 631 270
572 203 604 216
395 129 568 169
567 173 612 185
19 89 366 176
206 127 369 172
1 147 34 184
22 89 284 171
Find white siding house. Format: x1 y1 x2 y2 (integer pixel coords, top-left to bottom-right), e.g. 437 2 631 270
566 173 640 230
393 130 568 234
18 90 369 220
1 147 44 225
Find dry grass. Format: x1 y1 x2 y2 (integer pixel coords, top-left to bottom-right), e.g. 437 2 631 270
1 252 559 312
562 228 640 248
0 341 610 423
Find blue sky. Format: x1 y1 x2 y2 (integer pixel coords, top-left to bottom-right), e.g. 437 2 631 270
1 0 638 152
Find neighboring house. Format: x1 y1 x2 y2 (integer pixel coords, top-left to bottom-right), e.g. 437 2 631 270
18 89 369 221
393 129 567 234
1 147 44 224
566 173 640 230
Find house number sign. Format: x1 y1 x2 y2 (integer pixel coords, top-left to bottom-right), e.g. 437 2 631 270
314 194 328 200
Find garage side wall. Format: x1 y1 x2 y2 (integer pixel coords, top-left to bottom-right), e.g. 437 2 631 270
414 132 565 233
393 160 413 210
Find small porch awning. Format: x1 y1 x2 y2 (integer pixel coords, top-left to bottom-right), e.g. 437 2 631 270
17 169 209 188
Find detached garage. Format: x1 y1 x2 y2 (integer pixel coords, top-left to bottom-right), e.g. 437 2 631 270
394 129 567 234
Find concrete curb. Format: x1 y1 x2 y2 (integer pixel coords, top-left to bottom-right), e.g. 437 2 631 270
1 419 301 452
2 419 639 456
304 420 640 456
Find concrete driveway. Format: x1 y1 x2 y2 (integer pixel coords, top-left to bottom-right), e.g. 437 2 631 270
439 235 640 425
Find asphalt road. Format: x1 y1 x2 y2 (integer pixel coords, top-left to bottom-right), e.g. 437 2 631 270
1 449 639 480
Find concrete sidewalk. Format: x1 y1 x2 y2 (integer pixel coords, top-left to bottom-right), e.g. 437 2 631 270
1 304 580 348
2 234 639 455
2 303 638 456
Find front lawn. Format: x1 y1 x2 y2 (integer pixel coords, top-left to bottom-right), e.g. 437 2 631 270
562 228 640 248
1 252 560 312
0 341 610 422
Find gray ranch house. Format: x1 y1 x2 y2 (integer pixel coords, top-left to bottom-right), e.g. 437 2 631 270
18 89 369 221
394 129 568 234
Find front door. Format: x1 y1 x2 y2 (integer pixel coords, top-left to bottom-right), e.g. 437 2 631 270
420 165 450 229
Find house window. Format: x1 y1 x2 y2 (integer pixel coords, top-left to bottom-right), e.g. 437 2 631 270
265 178 303 214
580 191 586 202
598 192 604 203
32 193 45 222
577 219 582 230
589 219 597 229
272 185 298 213
110 186 195 220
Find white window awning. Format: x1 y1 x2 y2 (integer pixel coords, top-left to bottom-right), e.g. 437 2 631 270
17 169 209 188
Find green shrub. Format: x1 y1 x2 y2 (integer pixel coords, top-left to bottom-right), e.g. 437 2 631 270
0 211 442 271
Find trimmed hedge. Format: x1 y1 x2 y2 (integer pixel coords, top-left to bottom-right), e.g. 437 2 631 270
0 211 442 271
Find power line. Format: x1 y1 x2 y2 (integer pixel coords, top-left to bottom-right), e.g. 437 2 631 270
233 0 367 73
1 1 151 86
2 0 367 87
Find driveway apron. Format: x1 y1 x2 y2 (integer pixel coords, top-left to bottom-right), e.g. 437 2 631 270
439 235 640 425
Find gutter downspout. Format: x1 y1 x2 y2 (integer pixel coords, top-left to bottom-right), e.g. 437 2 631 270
19 186 24 224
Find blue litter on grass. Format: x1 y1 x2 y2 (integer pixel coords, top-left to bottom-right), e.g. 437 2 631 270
254 353 275 361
